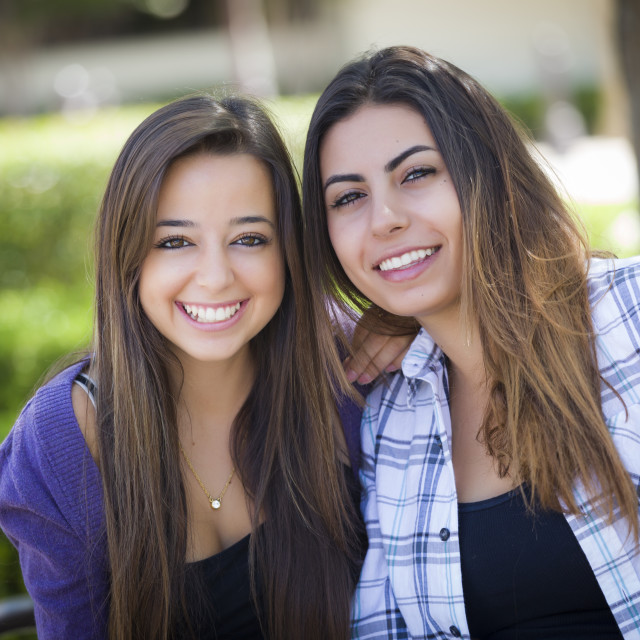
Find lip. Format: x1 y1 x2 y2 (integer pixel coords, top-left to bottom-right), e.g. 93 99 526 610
373 245 441 283
176 299 248 331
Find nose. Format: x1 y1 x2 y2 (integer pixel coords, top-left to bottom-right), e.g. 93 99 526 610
370 196 409 238
194 246 234 291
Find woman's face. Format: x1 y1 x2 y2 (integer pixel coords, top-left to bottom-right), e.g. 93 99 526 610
320 103 463 330
139 153 285 370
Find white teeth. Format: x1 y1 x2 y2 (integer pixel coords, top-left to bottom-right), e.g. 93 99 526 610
183 302 241 323
378 248 437 272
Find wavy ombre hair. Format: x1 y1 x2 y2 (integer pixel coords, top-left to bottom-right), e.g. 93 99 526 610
302 46 637 536
93 94 364 639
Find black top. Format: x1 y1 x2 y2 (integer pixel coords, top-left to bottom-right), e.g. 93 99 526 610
178 534 263 639
458 487 622 640
175 460 365 638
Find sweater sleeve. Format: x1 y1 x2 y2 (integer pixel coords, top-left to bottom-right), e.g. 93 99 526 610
337 385 368 478
0 367 109 639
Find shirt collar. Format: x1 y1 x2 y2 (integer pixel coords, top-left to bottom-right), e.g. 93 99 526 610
401 328 445 380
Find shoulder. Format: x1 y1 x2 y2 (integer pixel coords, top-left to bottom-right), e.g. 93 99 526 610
588 256 640 426
2 361 83 462
71 375 99 463
588 256 640 346
0 360 103 538
588 255 640 310
588 256 640 337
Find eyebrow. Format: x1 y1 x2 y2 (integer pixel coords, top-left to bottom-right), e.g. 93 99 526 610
156 215 275 229
156 219 196 228
323 144 436 193
229 215 275 228
385 145 435 172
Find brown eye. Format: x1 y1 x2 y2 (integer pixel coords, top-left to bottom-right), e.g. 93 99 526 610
233 233 268 247
155 236 191 249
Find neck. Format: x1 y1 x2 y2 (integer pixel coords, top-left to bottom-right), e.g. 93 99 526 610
419 308 486 390
170 348 256 442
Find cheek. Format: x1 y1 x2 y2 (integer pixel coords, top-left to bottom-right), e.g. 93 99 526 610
138 253 177 295
253 252 286 306
272 258 286 303
327 215 353 270
137 256 155 315
328 216 369 292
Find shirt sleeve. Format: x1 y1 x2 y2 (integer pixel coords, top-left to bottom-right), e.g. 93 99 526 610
0 387 109 639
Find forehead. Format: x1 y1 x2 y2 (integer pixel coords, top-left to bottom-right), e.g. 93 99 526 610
320 103 435 171
166 152 271 186
158 152 276 217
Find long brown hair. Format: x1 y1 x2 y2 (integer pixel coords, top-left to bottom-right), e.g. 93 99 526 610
302 45 638 536
93 93 363 639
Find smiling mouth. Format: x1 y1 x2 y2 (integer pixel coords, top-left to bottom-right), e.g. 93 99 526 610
377 247 439 272
182 302 242 323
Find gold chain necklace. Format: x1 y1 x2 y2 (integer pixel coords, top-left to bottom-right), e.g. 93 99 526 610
179 443 235 510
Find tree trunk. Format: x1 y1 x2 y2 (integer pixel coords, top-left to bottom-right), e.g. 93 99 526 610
225 0 278 97
617 0 640 199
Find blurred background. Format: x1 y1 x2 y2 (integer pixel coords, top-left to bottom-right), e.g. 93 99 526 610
1 0 639 627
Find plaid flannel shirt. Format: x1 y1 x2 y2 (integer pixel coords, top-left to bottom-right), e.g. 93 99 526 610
351 256 640 639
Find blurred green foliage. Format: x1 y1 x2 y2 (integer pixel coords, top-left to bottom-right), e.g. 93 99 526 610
0 93 637 611
0 106 157 434
500 85 602 138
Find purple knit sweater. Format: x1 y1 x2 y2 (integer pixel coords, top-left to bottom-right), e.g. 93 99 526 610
0 361 107 638
0 361 363 639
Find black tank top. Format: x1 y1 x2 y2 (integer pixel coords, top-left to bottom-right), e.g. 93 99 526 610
458 487 622 639
177 535 263 639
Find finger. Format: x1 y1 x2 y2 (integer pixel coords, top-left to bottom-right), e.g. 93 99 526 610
350 323 370 352
356 337 404 384
383 335 412 372
354 334 413 384
345 334 388 383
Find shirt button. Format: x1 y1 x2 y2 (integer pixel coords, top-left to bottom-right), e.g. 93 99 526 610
435 435 442 448
449 625 461 637
439 527 450 541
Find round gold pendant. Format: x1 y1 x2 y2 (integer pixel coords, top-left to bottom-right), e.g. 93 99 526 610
210 499 221 510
